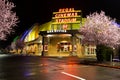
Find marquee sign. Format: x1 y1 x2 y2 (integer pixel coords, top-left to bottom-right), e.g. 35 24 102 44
52 8 81 24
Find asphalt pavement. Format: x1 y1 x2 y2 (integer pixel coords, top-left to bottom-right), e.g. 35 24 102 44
1 54 120 69
52 56 120 69
0 55 120 80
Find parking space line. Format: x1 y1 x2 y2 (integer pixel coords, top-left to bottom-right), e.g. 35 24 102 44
61 72 86 80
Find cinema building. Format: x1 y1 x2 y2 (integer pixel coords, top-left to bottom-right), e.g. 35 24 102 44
13 8 96 58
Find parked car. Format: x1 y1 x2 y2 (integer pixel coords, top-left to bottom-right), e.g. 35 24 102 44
113 56 120 62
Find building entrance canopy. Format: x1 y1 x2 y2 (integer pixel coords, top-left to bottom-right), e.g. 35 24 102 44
39 30 79 35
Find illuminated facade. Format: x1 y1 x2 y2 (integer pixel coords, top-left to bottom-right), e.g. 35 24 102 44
12 8 96 57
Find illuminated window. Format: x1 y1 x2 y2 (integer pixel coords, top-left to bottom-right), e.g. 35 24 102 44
85 45 96 55
57 41 72 52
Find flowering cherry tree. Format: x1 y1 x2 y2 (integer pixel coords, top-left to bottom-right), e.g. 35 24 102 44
0 0 18 40
79 11 120 48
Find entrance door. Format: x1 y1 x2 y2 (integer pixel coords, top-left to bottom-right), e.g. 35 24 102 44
57 41 72 52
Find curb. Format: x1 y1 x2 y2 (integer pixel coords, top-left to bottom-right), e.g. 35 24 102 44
95 64 120 69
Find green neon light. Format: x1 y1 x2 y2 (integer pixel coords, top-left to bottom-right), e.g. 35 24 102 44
13 36 19 42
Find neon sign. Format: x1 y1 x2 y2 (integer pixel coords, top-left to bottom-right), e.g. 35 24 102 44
58 8 74 12
53 8 80 23
56 18 76 23
55 12 78 18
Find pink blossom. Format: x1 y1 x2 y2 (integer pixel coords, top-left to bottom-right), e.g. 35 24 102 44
0 0 18 40
79 11 120 48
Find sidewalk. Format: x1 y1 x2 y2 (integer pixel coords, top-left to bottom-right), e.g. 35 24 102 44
95 62 120 69
79 57 120 69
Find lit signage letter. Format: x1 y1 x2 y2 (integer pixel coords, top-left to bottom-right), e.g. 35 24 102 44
55 14 58 17
75 12 77 16
65 8 69 12
69 8 74 12
72 18 76 22
56 19 58 22
67 13 71 17
63 14 66 17
59 9 62 12
71 13 75 16
61 14 64 17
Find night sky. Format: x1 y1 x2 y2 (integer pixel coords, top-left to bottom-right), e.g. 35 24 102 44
1 0 120 48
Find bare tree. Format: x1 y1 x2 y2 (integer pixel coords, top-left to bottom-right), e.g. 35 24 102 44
16 39 25 53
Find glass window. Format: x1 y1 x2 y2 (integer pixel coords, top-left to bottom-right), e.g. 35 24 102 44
57 42 72 52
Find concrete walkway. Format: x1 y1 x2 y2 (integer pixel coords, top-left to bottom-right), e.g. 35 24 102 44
95 62 120 69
